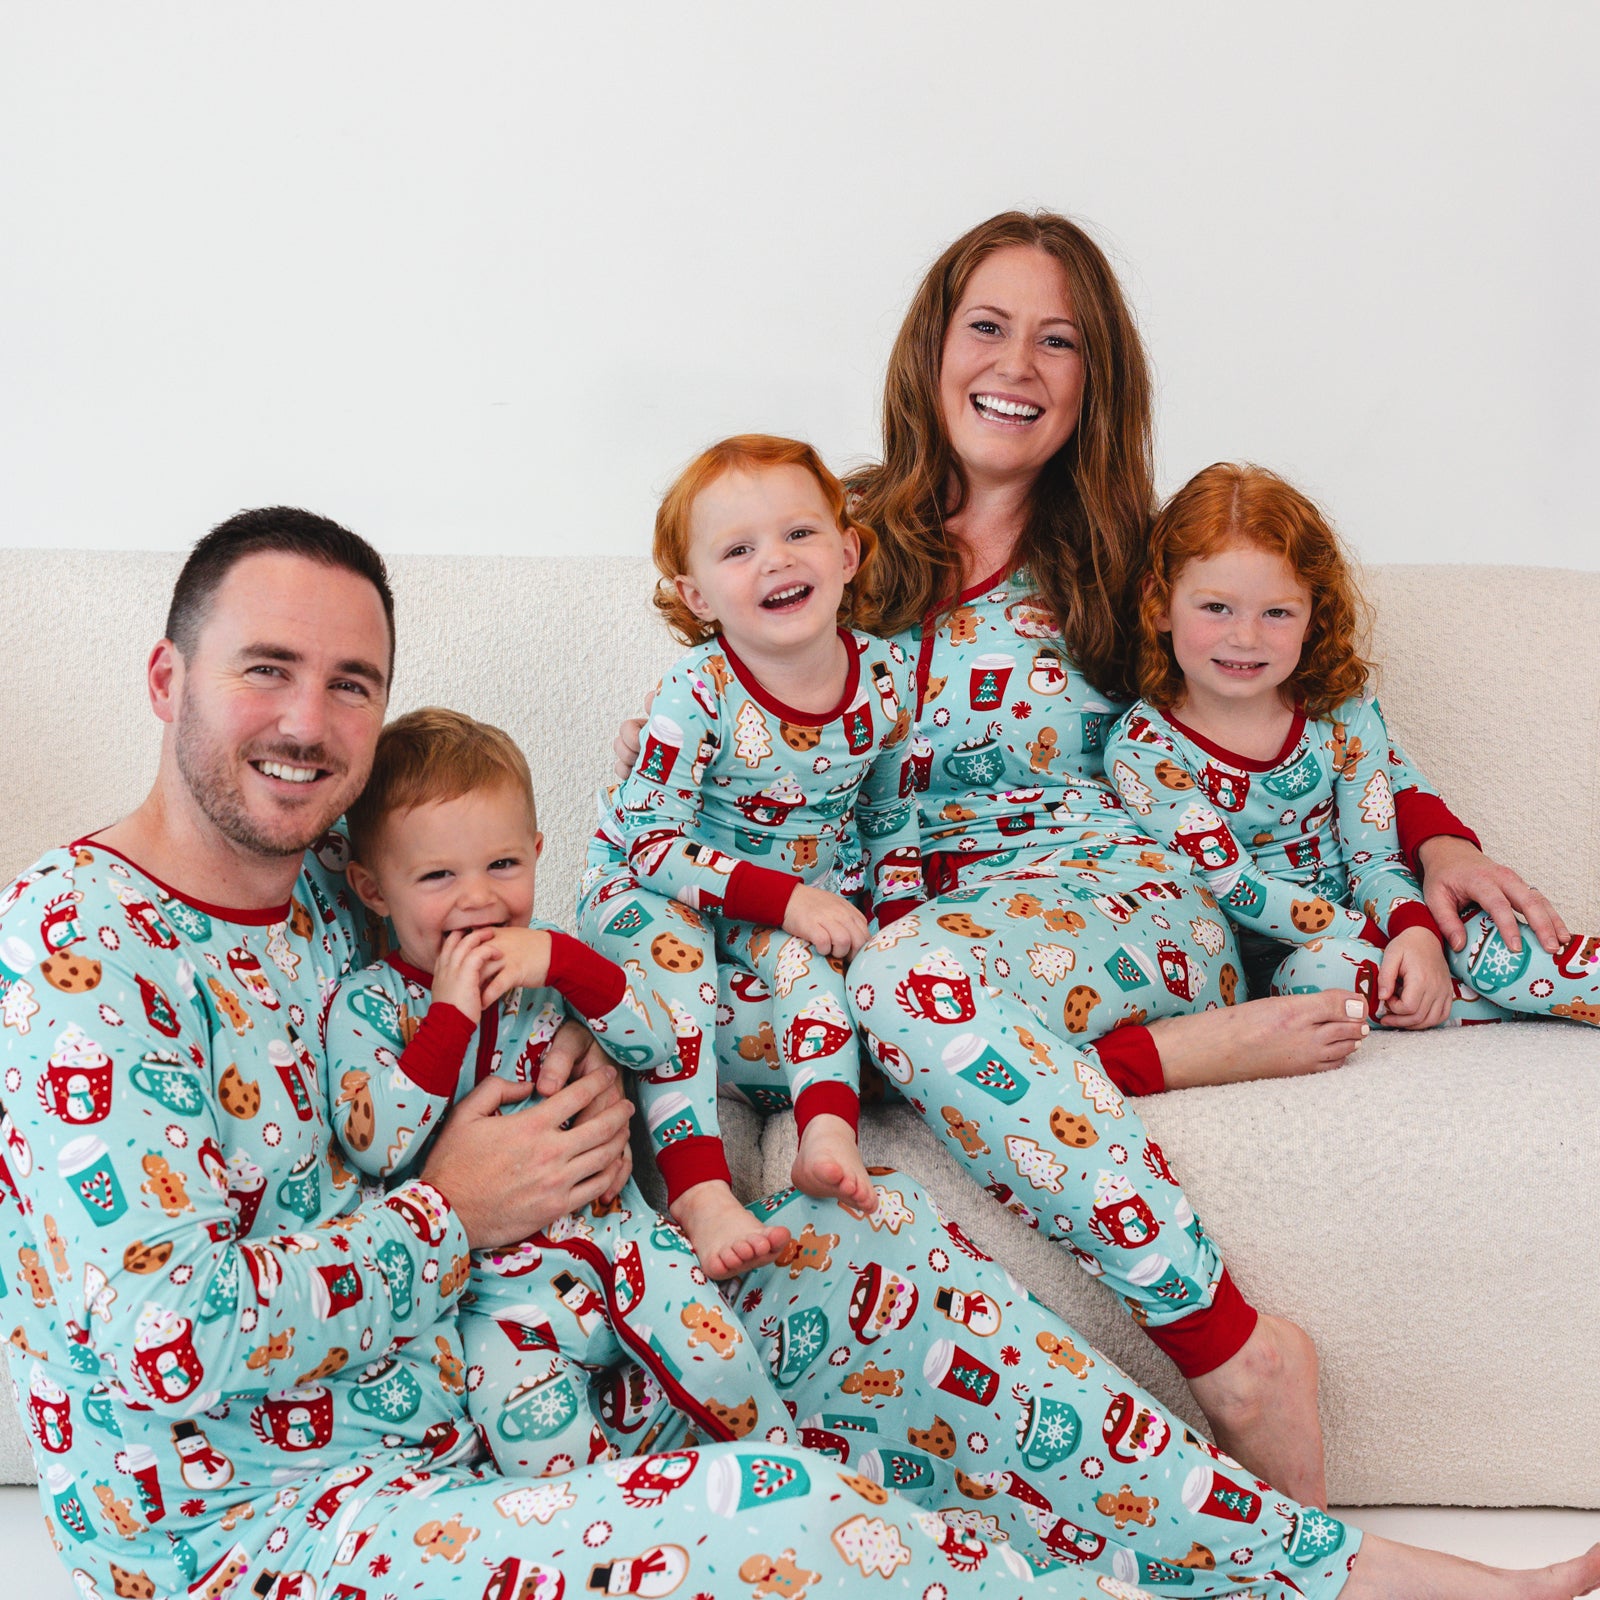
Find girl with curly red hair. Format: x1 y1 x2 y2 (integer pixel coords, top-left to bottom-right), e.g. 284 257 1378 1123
1109 462 1600 1029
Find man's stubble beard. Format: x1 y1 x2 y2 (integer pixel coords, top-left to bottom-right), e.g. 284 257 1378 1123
174 693 354 861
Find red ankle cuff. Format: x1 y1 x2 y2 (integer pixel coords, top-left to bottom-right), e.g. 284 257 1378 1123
1092 1024 1165 1097
1143 1268 1259 1378
794 1082 860 1139
655 1136 732 1202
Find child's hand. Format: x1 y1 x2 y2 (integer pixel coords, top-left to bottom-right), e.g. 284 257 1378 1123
479 927 554 1008
431 928 505 1019
783 885 869 960
1377 927 1453 1030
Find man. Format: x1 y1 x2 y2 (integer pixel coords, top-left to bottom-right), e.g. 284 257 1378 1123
0 509 1568 1600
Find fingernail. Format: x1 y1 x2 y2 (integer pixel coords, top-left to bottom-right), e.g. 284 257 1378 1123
1361 1024 1370 1036
1345 1000 1364 1019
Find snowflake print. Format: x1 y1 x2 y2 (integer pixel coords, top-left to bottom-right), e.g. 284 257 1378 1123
1000 1345 1021 1366
993 957 1010 979
1477 940 1525 984
933 706 951 727
369 1553 392 1577
854 984 876 1011
1080 1456 1103 1479
265 1526 289 1553
928 1248 949 1272
1108 1144 1127 1165
263 1122 282 1147
180 1498 205 1517
829 1347 851 1366
786 1316 826 1367
98 927 120 950
1530 977 1554 998
1011 700 1032 719
966 1432 987 1455
813 755 832 774
584 1521 612 1547
1151 914 1170 930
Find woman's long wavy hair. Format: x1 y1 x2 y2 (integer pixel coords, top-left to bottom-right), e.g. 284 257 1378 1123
851 210 1154 700
1136 462 1374 719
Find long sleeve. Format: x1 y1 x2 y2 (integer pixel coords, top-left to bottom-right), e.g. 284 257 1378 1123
1105 714 1376 948
1386 734 1482 873
1331 698 1440 941
857 649 925 920
614 659 801 924
0 913 470 1418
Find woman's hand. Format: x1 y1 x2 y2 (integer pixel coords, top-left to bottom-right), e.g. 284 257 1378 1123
783 885 870 960
613 689 655 780
1416 836 1569 956
429 928 503 1018
1377 927 1454 1030
419 1063 632 1247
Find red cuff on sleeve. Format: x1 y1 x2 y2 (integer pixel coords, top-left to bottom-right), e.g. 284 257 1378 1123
872 897 922 929
724 861 802 926
396 1004 476 1098
654 1135 733 1203
794 1082 860 1139
1091 1024 1165 1098
1387 901 1444 946
1358 914 1389 948
1143 1268 1259 1379
1395 788 1481 876
545 931 627 1021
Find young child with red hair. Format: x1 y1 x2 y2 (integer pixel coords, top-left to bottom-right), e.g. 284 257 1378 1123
1106 462 1599 1028
578 435 924 1277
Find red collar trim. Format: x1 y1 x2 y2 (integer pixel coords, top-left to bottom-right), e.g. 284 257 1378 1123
719 630 862 725
923 563 1021 632
385 951 434 989
1161 706 1309 773
70 837 294 926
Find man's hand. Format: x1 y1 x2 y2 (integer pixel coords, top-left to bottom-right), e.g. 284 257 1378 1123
1416 835 1569 956
430 928 503 1018
534 1018 633 1200
479 927 554 1008
1377 927 1453 1030
783 885 870 960
420 1065 632 1248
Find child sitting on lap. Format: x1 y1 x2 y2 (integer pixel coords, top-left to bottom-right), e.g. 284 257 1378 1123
1106 462 1599 1028
326 708 793 1476
579 435 924 1278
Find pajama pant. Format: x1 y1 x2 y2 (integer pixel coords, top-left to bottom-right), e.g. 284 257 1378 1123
581 882 859 1203
804 845 1261 1378
1259 913 1600 1026
460 1181 794 1477
260 1179 1357 1600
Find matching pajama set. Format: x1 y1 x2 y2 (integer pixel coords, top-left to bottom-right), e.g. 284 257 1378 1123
322 930 796 1479
0 836 1361 1599
712 567 1476 1381
576 629 923 1204
1105 695 1600 1027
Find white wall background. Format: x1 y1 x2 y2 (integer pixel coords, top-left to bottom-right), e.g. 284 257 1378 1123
3 2 1595 568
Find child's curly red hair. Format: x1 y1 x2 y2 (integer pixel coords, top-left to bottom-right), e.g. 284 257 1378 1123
652 434 878 645
1137 462 1373 720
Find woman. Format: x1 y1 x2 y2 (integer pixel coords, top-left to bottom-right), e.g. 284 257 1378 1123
616 211 1561 1505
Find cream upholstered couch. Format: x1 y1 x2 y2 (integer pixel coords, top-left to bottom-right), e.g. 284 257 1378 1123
3 550 1597 1513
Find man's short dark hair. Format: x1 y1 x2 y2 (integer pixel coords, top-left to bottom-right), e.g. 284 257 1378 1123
165 507 396 672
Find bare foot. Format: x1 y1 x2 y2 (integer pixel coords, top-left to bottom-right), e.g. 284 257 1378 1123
1342 1532 1600 1600
1150 991 1369 1089
669 1180 790 1280
1186 1313 1327 1508
791 1114 876 1209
